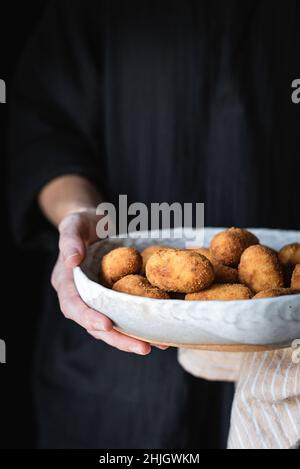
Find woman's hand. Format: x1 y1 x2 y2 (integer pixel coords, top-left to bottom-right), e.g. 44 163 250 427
51 210 152 355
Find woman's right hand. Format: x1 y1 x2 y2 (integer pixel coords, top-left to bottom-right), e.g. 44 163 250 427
51 210 152 355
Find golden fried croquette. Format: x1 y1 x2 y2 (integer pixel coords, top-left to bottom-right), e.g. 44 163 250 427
187 247 212 259
279 244 300 286
239 245 284 293
100 247 142 287
210 227 259 267
253 288 300 299
291 265 300 290
213 264 239 284
141 245 174 273
188 247 239 284
278 243 300 266
112 275 170 299
146 250 215 293
185 283 253 301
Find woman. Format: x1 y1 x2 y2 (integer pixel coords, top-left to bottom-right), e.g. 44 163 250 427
9 0 299 449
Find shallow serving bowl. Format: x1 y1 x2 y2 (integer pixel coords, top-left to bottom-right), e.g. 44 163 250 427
73 228 300 351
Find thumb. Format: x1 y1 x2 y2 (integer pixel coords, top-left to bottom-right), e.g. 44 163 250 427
59 219 86 268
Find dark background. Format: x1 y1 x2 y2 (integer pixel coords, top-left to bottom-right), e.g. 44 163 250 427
0 1 47 449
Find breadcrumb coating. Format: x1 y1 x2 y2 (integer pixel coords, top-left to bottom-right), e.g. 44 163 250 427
185 283 253 301
211 227 259 267
278 243 300 266
253 288 300 299
188 247 239 283
146 249 215 293
113 274 170 299
239 245 284 293
100 247 142 287
141 245 174 273
291 265 300 290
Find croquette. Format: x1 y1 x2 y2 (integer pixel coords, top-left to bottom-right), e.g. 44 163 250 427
278 243 300 266
253 288 300 299
187 247 212 259
99 229 299 304
141 245 174 273
291 265 300 290
239 245 284 293
112 275 170 299
100 247 142 287
185 283 253 301
210 227 259 267
213 264 239 284
146 249 215 293
188 247 239 283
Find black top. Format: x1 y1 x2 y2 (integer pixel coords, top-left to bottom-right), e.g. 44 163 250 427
8 0 300 449
9 0 300 245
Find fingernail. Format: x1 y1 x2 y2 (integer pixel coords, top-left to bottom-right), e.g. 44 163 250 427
64 252 82 268
130 346 149 355
66 252 80 261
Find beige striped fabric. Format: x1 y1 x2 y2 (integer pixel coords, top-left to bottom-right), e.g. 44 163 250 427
178 349 242 382
228 349 300 449
177 348 300 449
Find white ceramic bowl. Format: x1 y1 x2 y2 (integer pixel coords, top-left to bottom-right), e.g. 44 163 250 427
73 228 300 349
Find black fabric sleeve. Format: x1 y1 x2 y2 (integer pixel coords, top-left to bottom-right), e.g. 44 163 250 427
8 0 104 249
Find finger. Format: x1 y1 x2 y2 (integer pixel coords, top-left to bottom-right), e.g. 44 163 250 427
61 295 113 332
65 252 84 268
55 266 113 332
59 233 85 267
59 215 86 267
87 329 151 355
153 345 169 350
